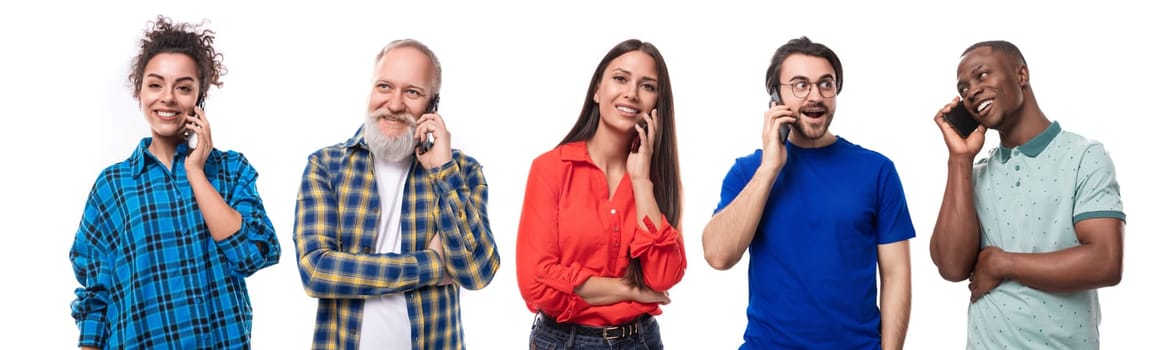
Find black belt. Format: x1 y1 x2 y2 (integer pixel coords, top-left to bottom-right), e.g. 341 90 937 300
537 313 650 340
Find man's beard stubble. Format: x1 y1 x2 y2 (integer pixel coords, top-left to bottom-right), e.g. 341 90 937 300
794 101 833 140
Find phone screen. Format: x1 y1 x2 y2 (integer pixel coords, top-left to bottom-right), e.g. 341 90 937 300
945 103 980 137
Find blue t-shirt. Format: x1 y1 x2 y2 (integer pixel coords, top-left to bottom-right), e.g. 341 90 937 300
715 138 916 350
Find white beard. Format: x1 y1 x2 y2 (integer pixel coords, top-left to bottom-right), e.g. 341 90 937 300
364 110 417 163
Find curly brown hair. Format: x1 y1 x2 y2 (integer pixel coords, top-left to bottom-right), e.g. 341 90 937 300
129 15 226 102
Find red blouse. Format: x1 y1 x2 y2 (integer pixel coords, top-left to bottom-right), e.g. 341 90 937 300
516 141 686 327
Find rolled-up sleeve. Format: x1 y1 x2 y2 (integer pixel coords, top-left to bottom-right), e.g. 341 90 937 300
214 154 281 277
629 215 686 292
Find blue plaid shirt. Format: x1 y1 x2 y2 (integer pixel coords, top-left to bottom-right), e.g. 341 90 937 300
294 126 500 350
70 138 281 349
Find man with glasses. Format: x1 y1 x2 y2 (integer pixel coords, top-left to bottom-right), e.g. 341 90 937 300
701 36 914 349
930 40 1124 348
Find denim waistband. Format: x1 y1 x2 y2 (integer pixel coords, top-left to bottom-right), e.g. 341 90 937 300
534 313 653 340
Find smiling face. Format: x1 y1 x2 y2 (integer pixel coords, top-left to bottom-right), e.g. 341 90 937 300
777 53 837 143
956 46 1027 130
137 52 200 141
593 50 659 135
364 46 437 161
368 46 436 139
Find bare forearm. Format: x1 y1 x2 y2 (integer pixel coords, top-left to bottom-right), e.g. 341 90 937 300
1001 245 1122 293
879 241 911 350
880 271 911 350
574 277 634 305
188 170 242 241
930 157 981 281
631 179 665 229
702 166 777 270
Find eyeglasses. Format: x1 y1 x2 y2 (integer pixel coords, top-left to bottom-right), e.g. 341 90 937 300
780 79 837 99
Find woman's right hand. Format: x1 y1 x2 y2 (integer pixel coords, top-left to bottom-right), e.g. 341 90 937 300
576 277 670 305
626 109 657 182
631 287 670 305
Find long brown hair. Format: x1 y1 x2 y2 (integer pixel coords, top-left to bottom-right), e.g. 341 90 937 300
559 39 682 290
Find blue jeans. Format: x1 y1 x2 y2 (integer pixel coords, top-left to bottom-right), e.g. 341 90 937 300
529 313 663 350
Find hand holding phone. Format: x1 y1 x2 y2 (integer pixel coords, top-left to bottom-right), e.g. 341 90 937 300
945 102 980 138
186 99 205 150
630 119 648 153
186 112 199 149
769 88 789 143
416 95 440 155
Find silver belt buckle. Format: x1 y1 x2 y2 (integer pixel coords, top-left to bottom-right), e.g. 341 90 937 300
603 324 636 340
602 326 620 340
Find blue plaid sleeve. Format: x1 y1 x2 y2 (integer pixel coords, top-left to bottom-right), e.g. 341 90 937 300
212 152 282 277
69 172 115 348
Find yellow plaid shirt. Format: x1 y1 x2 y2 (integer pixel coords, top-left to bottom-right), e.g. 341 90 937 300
294 126 500 349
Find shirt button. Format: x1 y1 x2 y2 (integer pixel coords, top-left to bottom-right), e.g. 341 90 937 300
609 208 616 215
362 246 372 253
1015 165 1021 171
613 226 619 232
194 297 203 304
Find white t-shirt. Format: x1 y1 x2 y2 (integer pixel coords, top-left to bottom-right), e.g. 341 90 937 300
358 156 414 350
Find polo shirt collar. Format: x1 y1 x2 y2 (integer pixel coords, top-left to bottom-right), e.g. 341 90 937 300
998 121 1061 163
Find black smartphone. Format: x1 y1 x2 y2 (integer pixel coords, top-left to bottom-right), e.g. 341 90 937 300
769 87 789 143
416 95 440 155
945 102 980 137
186 96 205 149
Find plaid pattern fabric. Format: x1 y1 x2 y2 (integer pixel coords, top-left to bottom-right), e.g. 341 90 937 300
69 138 282 349
294 126 499 350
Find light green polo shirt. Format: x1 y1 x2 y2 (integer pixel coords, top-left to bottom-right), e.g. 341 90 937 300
968 121 1125 349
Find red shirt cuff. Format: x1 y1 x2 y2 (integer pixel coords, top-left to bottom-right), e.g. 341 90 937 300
629 215 677 258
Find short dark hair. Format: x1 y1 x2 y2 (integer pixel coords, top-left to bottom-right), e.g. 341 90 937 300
962 40 1027 66
129 15 226 103
764 36 844 95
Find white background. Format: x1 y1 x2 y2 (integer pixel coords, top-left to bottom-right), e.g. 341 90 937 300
2 1 1171 348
